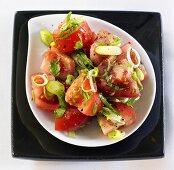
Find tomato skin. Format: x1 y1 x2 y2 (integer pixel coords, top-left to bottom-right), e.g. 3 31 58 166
83 31 97 55
113 102 136 126
112 80 140 98
35 94 60 112
55 107 92 131
53 21 93 53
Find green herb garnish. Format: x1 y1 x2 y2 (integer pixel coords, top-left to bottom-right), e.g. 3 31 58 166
50 60 60 77
73 51 94 70
46 80 66 108
58 12 83 40
65 74 75 85
99 94 120 116
74 34 83 50
40 29 53 46
54 107 66 118
93 104 98 114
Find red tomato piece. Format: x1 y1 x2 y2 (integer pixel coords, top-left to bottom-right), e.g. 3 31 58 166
40 47 75 81
65 71 103 116
31 73 60 112
65 71 85 108
112 80 140 98
53 21 93 53
35 94 60 112
83 31 97 55
79 92 103 116
40 49 58 73
55 106 92 131
113 102 136 126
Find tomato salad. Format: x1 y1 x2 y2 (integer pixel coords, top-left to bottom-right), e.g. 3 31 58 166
31 12 147 140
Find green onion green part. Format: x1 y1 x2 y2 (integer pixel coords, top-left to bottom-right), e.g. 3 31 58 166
54 107 66 118
46 80 66 108
73 51 94 70
107 130 125 140
99 93 120 116
66 74 75 85
50 60 60 77
40 29 53 46
68 131 76 138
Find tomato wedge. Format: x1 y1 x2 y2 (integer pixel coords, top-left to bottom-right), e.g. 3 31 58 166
55 106 92 131
40 47 75 81
65 71 103 116
35 94 60 112
113 102 136 126
53 21 93 53
31 73 60 112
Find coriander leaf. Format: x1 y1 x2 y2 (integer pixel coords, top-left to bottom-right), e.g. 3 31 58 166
50 60 60 77
93 104 98 114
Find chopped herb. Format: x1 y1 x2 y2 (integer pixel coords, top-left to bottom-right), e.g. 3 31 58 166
58 12 83 40
99 93 120 116
74 34 83 50
108 34 122 46
72 99 77 104
135 67 144 81
54 107 66 118
66 74 75 85
107 130 125 140
110 38 122 46
82 90 92 105
132 71 137 81
46 80 66 108
32 90 35 101
93 104 98 114
126 97 140 107
74 41 83 50
50 60 60 77
98 41 104 46
87 67 99 78
40 29 53 46
101 107 124 124
105 75 120 90
132 71 143 91
73 51 94 70
107 81 120 90
68 131 76 138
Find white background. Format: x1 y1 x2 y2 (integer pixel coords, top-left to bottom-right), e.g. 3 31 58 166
1 0 173 169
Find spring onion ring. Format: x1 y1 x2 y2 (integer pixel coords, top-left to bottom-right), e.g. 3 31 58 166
126 47 140 68
32 74 48 87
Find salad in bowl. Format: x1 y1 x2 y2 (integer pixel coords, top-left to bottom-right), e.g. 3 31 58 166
26 12 156 147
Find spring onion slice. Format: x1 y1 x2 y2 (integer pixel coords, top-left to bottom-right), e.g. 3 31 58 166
107 130 125 140
135 67 144 81
88 67 98 92
99 94 120 116
126 47 141 68
101 107 125 124
95 46 122 56
81 68 99 93
40 29 53 46
65 74 75 85
32 74 48 87
46 80 66 108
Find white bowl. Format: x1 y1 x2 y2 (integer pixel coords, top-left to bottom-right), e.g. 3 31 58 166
25 14 156 147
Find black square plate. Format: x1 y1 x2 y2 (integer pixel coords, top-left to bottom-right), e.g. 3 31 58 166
11 11 164 160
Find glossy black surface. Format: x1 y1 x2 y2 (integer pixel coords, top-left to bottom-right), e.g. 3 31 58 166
11 11 164 160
